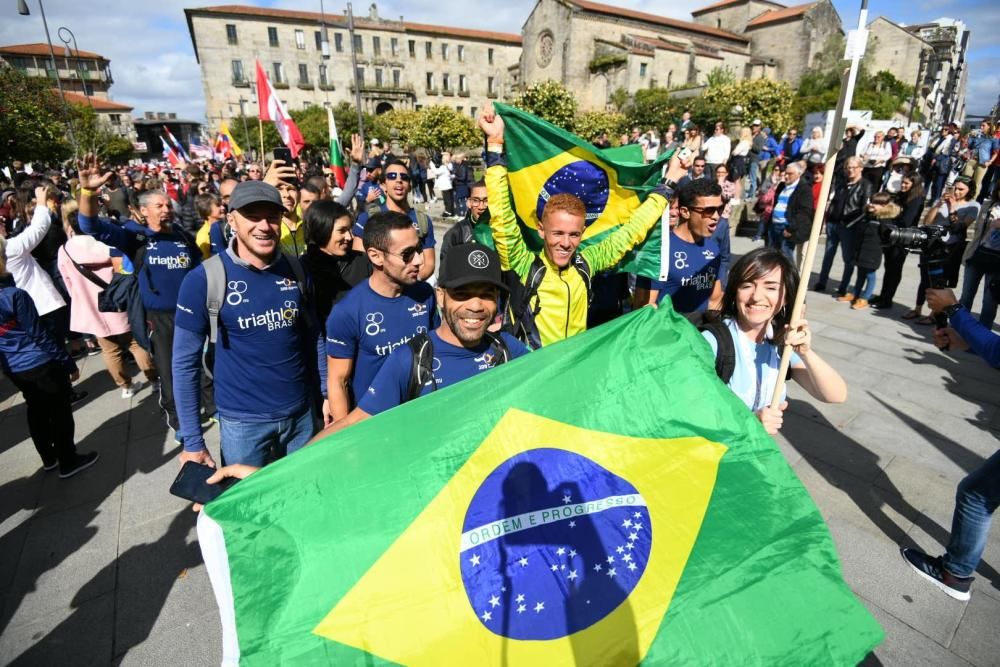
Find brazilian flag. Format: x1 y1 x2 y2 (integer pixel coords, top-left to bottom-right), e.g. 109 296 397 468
199 306 882 665
493 102 668 279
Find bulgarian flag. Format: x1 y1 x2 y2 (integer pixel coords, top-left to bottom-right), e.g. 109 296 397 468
327 105 346 188
255 60 305 158
198 306 883 665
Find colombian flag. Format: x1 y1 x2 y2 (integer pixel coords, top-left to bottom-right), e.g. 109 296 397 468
198 306 881 664
493 102 668 279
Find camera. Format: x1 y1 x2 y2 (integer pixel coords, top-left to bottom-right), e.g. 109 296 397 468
880 224 949 254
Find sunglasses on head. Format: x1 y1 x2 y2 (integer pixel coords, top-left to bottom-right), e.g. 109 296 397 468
385 172 411 182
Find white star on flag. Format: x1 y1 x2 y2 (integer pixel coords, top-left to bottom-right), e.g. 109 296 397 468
616 546 624 554
550 564 559 572
517 604 527 614
569 549 577 558
626 542 635 551
622 519 632 528
634 522 643 531
628 561 638 571
629 532 638 541
569 521 576 528
481 610 492 622
534 602 545 613
594 563 602 572
562 494 572 504
489 595 500 608
518 557 528 567
634 511 642 518
556 547 566 556
515 593 525 603
623 553 633 562
606 567 617 578
606 555 615 564
568 569 578 580
469 553 481 567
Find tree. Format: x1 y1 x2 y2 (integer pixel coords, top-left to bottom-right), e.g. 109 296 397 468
227 102 373 159
72 105 134 164
626 87 677 132
699 78 796 134
413 106 479 150
371 109 421 147
0 67 72 163
608 86 630 113
513 80 578 131
705 66 736 89
574 110 628 145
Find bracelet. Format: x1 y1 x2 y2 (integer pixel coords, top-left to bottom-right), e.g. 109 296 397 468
80 188 95 197
486 142 504 153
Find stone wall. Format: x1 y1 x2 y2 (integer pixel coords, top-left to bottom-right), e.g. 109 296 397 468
744 0 842 86
690 0 785 34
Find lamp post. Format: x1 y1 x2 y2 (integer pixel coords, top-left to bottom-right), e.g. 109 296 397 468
57 26 93 111
17 0 78 157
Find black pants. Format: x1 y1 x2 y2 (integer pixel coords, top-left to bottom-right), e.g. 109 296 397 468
880 247 909 304
442 189 455 216
147 310 216 434
8 361 77 467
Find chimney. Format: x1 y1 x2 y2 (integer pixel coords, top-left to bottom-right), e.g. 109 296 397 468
168 112 177 119
157 112 166 119
144 111 155 119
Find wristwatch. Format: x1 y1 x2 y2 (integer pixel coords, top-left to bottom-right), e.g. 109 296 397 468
942 303 963 319
663 178 677 191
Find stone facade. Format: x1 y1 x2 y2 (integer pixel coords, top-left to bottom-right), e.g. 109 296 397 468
185 4 521 129
0 43 114 100
741 1 843 86
690 0 785 34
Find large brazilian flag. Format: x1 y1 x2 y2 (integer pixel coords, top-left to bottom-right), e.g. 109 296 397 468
198 306 883 665
492 102 669 279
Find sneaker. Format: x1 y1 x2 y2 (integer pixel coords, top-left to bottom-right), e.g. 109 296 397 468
871 298 892 310
836 293 855 303
42 459 59 472
70 389 88 405
58 451 100 479
851 298 870 310
900 547 973 601
121 379 144 399
811 282 827 293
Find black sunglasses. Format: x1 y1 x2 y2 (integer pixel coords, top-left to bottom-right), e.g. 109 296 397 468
385 242 423 263
687 205 724 217
385 172 411 182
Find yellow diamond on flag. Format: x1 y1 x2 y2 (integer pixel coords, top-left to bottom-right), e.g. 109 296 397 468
313 409 727 665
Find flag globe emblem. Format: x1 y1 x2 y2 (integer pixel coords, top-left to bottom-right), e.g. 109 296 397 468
536 161 610 227
460 448 651 639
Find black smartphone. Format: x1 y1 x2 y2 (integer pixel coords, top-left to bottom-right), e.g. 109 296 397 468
169 461 235 505
273 147 293 164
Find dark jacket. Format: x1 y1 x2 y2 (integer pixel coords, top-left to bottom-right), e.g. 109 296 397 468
896 195 925 229
828 178 873 228
855 203 901 272
439 210 494 270
834 129 865 182
300 246 370 327
777 179 816 244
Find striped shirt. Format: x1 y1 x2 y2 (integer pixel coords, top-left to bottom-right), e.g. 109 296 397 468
771 182 797 226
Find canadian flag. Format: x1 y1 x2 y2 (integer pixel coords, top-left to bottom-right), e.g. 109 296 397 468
255 60 306 158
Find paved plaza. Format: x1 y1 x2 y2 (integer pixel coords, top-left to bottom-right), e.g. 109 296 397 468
1 219 999 665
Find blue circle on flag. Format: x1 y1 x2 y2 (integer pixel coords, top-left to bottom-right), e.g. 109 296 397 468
536 161 610 227
459 448 651 640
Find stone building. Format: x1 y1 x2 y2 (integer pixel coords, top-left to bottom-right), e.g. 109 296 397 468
0 42 115 99
520 0 775 111
184 4 522 129
690 0 843 86
866 16 969 126
63 91 136 141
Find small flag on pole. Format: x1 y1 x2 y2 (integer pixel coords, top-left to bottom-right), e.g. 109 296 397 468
255 60 305 158
327 105 346 188
218 122 243 157
162 125 191 162
159 136 180 167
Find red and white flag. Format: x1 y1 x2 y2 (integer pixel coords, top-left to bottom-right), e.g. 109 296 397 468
255 60 305 158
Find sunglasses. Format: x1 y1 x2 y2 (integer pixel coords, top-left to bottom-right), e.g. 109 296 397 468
385 243 423 263
385 172 411 182
687 205 725 217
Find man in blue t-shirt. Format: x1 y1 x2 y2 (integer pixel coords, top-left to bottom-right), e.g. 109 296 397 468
76 155 211 439
351 158 436 280
172 180 322 469
312 243 528 440
635 178 724 313
325 211 439 423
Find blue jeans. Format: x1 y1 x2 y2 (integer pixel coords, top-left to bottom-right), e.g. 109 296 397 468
836 226 859 295
852 269 877 300
768 224 795 261
747 160 759 199
219 406 315 467
943 449 1000 578
817 223 844 287
960 260 998 328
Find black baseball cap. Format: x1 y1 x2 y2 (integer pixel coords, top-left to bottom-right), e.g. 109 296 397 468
438 244 507 292
228 180 284 211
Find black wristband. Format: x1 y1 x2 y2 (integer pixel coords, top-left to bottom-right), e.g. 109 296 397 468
942 303 963 319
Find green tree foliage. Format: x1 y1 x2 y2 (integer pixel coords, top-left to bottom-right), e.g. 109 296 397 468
412 106 479 149
698 78 797 133
626 87 677 132
512 80 578 131
608 86 630 112
72 105 134 164
227 102 374 158
705 66 736 89
371 109 422 147
0 67 72 163
574 110 628 145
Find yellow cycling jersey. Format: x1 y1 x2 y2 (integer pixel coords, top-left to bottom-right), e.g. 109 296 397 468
485 160 666 347
279 218 306 257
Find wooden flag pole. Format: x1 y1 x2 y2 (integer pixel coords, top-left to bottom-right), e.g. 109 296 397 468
769 0 868 409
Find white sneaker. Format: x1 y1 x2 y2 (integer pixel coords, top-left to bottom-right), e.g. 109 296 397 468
122 379 145 399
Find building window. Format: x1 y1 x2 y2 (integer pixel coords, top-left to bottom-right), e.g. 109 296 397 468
408 39 416 57
272 62 285 84
84 83 94 96
315 31 323 50
459 74 467 92
392 69 400 87
391 38 399 56
488 76 496 95
226 24 238 45
458 45 465 62
425 41 432 59
373 36 381 56
268 26 279 47
471 106 477 118
375 68 383 87
457 106 463 113
442 73 450 91
231 59 244 83
488 48 494 65
334 33 343 52
295 29 305 49
356 66 364 84
353 34 363 53
298 63 309 84
426 72 434 90
109 113 121 124
640 63 647 77
441 43 449 60
415 104 423 111
319 64 329 86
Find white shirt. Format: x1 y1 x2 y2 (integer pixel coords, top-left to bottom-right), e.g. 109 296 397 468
703 318 801 412
430 161 452 190
4 206 65 316
703 134 732 165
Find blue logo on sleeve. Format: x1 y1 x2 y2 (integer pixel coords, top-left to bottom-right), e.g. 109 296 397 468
459 448 650 640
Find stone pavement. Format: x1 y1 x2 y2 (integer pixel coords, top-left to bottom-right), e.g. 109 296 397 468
1 221 999 665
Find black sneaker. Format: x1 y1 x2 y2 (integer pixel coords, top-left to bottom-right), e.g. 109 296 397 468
70 389 88 405
42 460 58 472
811 282 827 293
900 547 973 601
58 452 100 479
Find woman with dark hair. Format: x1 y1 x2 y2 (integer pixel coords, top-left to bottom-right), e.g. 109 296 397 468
703 247 846 434
301 200 370 326
874 174 925 309
837 192 899 310
958 178 1000 328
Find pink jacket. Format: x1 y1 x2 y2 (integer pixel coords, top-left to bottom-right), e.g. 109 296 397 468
57 235 131 338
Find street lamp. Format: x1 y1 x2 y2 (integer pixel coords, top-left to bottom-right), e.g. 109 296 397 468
18 0 78 157
57 26 93 111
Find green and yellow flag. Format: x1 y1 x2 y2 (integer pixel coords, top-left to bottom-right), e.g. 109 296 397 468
493 102 668 279
199 306 882 665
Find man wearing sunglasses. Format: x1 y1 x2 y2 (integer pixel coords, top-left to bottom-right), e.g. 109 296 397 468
439 180 494 271
325 211 439 424
352 159 437 280
634 178 724 313
310 244 528 439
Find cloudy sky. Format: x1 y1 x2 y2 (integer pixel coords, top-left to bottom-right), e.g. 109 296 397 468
1 0 995 125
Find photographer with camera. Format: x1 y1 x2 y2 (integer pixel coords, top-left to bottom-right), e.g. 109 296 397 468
900 286 1000 601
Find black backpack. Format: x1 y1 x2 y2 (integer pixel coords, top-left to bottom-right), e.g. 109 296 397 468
502 253 593 350
685 311 736 384
405 332 511 401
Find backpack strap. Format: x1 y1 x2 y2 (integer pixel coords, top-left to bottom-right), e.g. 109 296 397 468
406 332 435 401
573 254 594 305
414 209 431 241
481 331 511 365
203 254 226 344
698 318 737 384
61 245 109 290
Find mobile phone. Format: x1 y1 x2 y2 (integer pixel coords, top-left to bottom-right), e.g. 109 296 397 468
273 147 293 164
169 461 235 505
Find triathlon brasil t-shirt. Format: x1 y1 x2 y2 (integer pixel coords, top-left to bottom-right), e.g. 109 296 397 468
636 231 720 313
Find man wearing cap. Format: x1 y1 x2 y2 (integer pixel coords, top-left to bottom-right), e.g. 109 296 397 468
355 157 384 209
173 180 322 468
312 243 527 438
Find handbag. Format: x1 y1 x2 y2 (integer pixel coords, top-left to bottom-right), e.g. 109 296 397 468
968 244 1000 274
